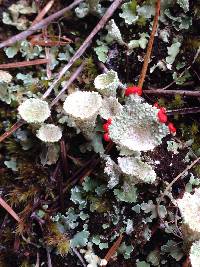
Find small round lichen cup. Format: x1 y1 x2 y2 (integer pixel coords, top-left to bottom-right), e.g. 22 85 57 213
63 91 102 139
109 96 169 153
94 70 119 97
18 98 51 123
36 124 62 143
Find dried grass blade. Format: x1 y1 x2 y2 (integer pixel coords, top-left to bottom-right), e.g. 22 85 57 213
138 0 161 88
0 120 24 143
0 196 21 223
0 59 48 69
32 0 55 26
103 234 123 265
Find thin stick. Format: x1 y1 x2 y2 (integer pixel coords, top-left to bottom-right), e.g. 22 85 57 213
167 107 200 116
138 0 160 88
103 234 123 265
0 0 84 49
32 0 55 26
157 156 200 216
46 247 53 267
50 62 84 105
143 89 200 97
0 196 21 223
72 247 87 267
0 119 24 143
35 252 40 267
0 59 48 69
42 0 123 99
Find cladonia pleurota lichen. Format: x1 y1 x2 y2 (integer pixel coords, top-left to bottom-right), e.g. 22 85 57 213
63 91 102 139
99 96 122 120
118 156 157 184
109 95 169 153
177 188 200 242
190 240 200 267
94 70 120 97
36 124 62 143
18 98 51 123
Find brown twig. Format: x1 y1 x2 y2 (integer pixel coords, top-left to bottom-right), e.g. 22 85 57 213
35 252 40 267
182 256 190 267
72 247 87 267
0 59 48 69
32 0 55 26
60 139 69 177
167 107 200 116
103 234 123 265
137 0 160 88
0 196 21 223
42 0 123 99
30 40 70 46
0 119 24 143
46 247 53 267
0 0 84 49
143 89 200 97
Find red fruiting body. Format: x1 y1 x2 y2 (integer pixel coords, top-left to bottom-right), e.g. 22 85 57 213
168 122 176 133
103 133 111 142
160 107 166 114
107 118 112 125
103 123 110 132
125 86 142 96
157 109 168 123
153 102 160 109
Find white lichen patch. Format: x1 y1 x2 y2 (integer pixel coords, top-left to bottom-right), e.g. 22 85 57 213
36 124 62 143
103 155 121 189
118 156 157 184
106 19 125 45
94 70 119 97
109 95 169 152
81 243 101 267
177 188 200 241
18 98 51 123
63 91 102 139
99 96 122 120
0 70 12 83
190 240 200 267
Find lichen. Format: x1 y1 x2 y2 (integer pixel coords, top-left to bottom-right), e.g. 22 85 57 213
99 96 122 120
18 98 51 123
94 70 120 97
118 156 157 185
0 70 12 83
190 240 200 267
109 95 169 153
103 155 121 189
177 188 200 241
105 19 125 45
36 124 62 143
63 91 102 139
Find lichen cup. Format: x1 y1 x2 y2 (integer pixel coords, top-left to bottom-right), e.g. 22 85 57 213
63 91 102 139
